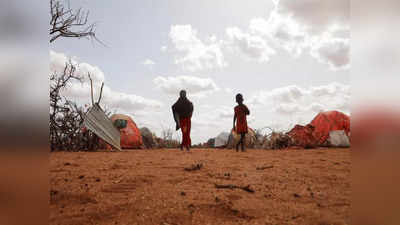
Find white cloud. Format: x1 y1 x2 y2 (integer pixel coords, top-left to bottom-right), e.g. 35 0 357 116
250 16 307 56
249 82 350 115
248 0 350 70
142 59 155 65
50 50 105 83
163 0 349 71
153 75 219 98
225 27 276 62
215 106 234 119
276 0 349 35
50 50 162 112
224 88 233 94
169 24 227 72
160 46 167 52
310 38 350 70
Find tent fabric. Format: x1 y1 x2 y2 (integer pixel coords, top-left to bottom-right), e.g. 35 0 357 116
328 130 350 147
310 111 350 145
214 132 230 147
287 110 350 148
287 124 317 148
110 114 143 149
140 127 157 149
83 104 121 151
227 128 256 149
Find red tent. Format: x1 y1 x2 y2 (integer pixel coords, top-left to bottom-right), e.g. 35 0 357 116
287 124 318 148
110 114 143 149
310 111 350 145
287 110 350 147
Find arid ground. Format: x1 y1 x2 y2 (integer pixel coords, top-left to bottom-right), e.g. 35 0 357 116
50 149 350 225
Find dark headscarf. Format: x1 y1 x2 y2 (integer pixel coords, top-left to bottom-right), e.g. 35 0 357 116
172 95 193 119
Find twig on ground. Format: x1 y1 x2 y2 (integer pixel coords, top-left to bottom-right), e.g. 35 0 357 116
214 184 255 193
184 163 203 171
256 165 274 170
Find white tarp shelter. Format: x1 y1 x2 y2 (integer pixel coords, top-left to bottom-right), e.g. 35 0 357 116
327 130 350 147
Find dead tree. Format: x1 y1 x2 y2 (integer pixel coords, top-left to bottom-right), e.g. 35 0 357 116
50 0 99 43
49 62 105 151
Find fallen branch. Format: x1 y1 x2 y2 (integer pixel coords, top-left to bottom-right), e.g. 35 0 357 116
184 163 203 171
256 165 274 170
214 184 255 193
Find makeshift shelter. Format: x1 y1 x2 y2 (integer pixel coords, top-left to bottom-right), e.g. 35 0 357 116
214 132 230 148
82 77 122 151
84 104 121 151
287 124 317 148
207 138 215 148
140 127 157 149
110 114 143 149
327 130 350 147
287 110 350 148
310 111 350 145
227 128 256 149
262 131 292 149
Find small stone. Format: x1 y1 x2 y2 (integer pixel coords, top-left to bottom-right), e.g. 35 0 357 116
78 175 85 179
64 162 71 166
95 178 101 182
293 193 301 198
180 191 186 196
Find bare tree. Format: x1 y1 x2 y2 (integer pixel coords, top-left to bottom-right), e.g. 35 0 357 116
50 0 99 43
49 62 105 151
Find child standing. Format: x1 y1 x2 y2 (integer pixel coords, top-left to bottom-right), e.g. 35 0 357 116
233 93 250 152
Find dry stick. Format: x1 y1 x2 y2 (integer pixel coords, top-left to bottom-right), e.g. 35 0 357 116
97 82 104 104
256 165 274 170
184 163 203 171
88 73 94 105
214 184 255 193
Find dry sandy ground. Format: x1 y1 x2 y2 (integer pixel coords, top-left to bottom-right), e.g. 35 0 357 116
50 149 350 225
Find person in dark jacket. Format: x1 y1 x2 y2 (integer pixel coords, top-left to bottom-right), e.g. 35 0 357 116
172 90 193 151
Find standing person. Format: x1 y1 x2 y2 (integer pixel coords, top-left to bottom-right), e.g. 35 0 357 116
233 93 250 152
172 90 193 151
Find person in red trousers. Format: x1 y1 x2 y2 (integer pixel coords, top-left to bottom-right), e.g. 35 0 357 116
172 90 193 151
233 93 250 152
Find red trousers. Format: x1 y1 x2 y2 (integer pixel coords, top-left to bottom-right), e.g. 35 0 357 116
180 117 191 147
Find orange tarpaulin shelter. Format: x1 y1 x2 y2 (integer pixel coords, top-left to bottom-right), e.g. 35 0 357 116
288 110 350 147
287 124 318 148
310 111 350 145
110 114 143 149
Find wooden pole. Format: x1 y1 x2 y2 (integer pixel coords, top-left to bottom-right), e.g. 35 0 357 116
88 73 94 105
97 82 104 104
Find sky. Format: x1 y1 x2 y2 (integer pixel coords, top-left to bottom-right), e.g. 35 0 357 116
50 0 350 144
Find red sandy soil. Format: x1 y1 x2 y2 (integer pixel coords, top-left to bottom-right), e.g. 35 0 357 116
50 148 350 225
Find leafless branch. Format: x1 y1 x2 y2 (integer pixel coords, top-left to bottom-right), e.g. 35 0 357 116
49 0 103 44
49 61 107 151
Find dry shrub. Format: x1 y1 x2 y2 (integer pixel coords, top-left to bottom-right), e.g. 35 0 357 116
262 131 292 150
